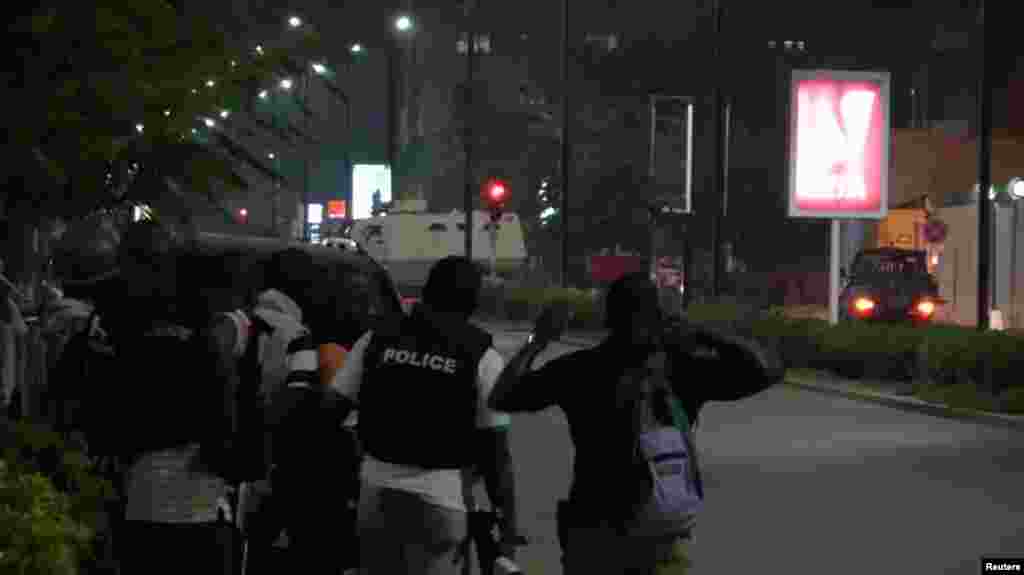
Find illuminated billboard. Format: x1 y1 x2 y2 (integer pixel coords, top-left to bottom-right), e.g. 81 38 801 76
788 69 890 219
352 164 392 220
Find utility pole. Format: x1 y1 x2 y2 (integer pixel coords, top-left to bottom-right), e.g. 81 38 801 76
302 72 311 242
559 0 571 288
709 0 724 298
976 0 992 330
463 0 478 263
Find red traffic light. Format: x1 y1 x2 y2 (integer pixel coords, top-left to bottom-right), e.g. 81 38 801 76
481 178 509 206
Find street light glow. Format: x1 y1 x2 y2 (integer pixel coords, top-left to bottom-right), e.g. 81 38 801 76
280 78 294 90
255 45 264 55
220 109 230 119
258 90 269 100
163 109 171 117
288 16 302 28
231 60 237 67
135 123 144 133
191 128 199 135
394 14 412 32
206 79 216 87
350 43 364 54
312 62 327 75
191 88 199 95
267 152 275 160
1011 178 1024 200
203 117 216 128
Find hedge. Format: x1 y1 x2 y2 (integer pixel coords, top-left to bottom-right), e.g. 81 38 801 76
482 287 1024 407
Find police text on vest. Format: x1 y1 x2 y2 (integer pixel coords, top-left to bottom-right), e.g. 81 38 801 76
383 348 458 374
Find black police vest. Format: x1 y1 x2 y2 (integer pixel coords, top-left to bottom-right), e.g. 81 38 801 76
358 312 492 469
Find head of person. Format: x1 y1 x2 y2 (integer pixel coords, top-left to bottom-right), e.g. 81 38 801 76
117 221 179 300
604 272 664 352
422 256 482 320
266 247 316 306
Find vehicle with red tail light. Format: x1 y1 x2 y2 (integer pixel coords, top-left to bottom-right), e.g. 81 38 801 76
839 248 942 325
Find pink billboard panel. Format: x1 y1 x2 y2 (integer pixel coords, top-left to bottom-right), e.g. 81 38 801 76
788 69 891 219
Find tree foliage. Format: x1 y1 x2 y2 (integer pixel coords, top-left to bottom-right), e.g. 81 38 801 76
5 1 323 223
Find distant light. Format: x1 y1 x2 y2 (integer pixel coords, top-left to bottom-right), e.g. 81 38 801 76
163 109 171 117
255 45 264 55
350 43 363 54
231 60 237 67
1011 178 1024 200
267 152 275 159
239 208 248 217
220 109 230 119
312 62 327 75
258 89 269 100
394 14 412 32
191 128 199 135
135 123 144 133
204 117 216 128
288 16 302 28
784 40 793 49
206 79 216 87
280 78 294 90
930 254 939 266
191 88 199 95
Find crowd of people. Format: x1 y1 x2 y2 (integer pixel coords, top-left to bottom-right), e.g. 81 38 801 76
24 219 786 575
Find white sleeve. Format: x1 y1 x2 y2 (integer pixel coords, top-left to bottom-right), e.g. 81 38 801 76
476 348 512 429
330 330 373 401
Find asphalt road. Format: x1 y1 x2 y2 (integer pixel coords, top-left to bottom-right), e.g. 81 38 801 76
487 329 1024 575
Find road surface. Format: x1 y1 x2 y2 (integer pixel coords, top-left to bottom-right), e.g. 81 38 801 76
487 329 1024 574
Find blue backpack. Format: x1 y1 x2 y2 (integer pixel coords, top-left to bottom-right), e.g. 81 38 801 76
617 350 703 538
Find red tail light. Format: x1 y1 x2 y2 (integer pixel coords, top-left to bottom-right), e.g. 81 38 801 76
852 297 876 316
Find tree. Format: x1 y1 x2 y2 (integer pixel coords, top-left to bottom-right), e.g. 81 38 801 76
4 2 334 282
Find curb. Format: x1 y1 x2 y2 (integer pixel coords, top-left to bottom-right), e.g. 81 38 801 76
785 376 1024 432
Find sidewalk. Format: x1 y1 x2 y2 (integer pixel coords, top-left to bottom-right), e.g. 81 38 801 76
786 370 1024 432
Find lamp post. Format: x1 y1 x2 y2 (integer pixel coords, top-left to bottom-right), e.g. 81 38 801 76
976 0 992 330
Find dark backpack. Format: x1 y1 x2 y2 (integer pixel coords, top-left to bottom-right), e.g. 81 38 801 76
615 350 703 538
113 322 215 463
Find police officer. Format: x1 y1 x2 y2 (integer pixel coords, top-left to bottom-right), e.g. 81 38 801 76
329 256 520 575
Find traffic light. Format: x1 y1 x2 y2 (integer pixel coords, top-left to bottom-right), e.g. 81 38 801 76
481 178 509 222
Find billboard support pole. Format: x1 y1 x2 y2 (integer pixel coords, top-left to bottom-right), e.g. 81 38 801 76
829 218 841 325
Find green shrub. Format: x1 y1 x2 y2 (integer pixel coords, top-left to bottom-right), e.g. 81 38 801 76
0 420 117 573
0 462 93 575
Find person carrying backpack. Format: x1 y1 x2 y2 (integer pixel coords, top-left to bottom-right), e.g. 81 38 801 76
488 272 784 574
105 223 235 575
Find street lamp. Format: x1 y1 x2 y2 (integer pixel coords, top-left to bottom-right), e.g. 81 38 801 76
219 109 230 119
350 43 364 54
394 14 413 33
288 15 302 28
279 78 294 90
311 62 328 75
203 117 216 128
258 90 269 100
